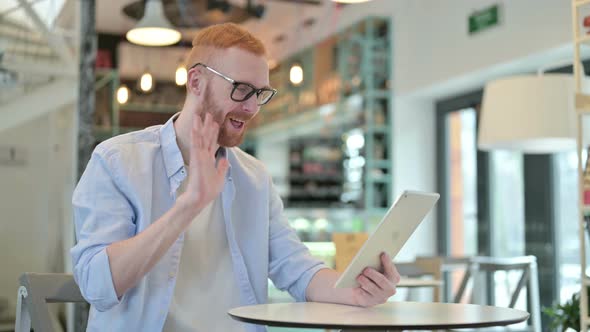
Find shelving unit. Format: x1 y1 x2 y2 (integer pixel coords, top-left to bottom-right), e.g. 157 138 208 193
337 17 393 213
287 137 344 207
572 1 590 330
253 16 392 213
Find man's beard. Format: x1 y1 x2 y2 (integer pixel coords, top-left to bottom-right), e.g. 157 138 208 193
199 90 249 148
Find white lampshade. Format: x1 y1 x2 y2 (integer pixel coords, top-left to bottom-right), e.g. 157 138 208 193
126 0 181 47
478 74 579 154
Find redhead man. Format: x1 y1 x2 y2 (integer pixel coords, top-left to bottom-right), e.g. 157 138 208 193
71 23 400 332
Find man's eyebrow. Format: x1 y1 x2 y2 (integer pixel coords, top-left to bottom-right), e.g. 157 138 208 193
238 79 272 90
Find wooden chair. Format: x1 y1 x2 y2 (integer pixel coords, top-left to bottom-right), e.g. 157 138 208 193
396 257 444 302
453 256 541 332
414 256 473 303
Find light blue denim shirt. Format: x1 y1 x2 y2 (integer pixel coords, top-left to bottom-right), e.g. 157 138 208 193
71 114 327 332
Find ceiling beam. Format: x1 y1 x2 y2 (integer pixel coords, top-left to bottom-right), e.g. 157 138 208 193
0 78 76 133
16 0 75 67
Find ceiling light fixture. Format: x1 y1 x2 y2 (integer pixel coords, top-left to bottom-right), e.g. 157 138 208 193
117 85 129 104
290 63 303 86
175 65 187 86
140 71 154 92
126 0 181 47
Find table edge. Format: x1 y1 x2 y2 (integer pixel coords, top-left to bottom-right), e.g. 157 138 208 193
228 312 530 330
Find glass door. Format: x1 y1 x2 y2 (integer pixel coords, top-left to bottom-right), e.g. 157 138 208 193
437 92 526 305
446 108 479 258
443 107 479 302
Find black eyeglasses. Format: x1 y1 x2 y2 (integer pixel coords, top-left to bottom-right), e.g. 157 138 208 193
189 63 277 106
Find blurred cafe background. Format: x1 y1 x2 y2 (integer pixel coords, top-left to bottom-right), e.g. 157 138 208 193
1 0 590 331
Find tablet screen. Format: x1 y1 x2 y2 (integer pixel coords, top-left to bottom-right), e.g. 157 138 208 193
334 190 440 288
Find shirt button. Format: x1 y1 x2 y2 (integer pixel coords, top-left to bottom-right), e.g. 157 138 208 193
169 272 175 278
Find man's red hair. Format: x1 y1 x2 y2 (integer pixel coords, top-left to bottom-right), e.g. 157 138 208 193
185 23 266 67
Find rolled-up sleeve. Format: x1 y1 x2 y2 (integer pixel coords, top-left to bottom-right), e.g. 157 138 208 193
70 148 136 312
267 178 328 302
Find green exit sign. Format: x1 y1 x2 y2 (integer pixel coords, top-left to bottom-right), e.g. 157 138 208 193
469 5 500 35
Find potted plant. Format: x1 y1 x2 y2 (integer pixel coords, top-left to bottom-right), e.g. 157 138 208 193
543 288 590 332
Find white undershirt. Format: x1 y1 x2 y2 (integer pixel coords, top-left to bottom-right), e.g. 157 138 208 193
163 177 245 332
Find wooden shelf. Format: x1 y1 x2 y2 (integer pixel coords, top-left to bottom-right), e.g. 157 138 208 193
575 0 590 7
577 93 590 114
120 103 179 113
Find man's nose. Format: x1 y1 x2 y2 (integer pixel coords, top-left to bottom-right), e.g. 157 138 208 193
241 93 260 113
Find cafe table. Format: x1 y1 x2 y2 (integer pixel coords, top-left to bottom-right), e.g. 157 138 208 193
228 301 529 331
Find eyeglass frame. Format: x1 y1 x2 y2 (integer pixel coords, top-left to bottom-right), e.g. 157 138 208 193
188 62 277 106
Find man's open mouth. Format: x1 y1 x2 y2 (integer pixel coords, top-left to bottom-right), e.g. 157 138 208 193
229 117 245 129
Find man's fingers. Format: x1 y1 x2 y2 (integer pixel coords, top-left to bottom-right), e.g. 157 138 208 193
205 113 215 149
357 275 380 296
200 113 219 152
363 268 394 293
216 158 229 180
381 252 399 282
354 288 374 308
209 122 219 151
190 114 201 163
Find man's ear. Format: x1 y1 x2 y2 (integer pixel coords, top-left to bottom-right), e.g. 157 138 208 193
186 66 205 96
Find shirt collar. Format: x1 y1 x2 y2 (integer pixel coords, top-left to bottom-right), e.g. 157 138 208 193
159 113 185 179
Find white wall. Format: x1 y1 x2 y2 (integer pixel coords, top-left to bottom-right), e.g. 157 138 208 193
392 98 437 261
0 107 75 316
277 0 573 97
393 0 571 96
275 0 574 259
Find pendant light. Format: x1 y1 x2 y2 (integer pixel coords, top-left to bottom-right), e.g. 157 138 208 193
126 0 181 47
289 5 305 87
140 71 153 92
289 63 303 86
175 64 187 86
116 85 129 104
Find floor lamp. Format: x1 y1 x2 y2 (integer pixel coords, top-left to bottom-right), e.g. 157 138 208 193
478 74 581 154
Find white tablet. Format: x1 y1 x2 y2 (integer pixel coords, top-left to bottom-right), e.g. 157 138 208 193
334 190 440 288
